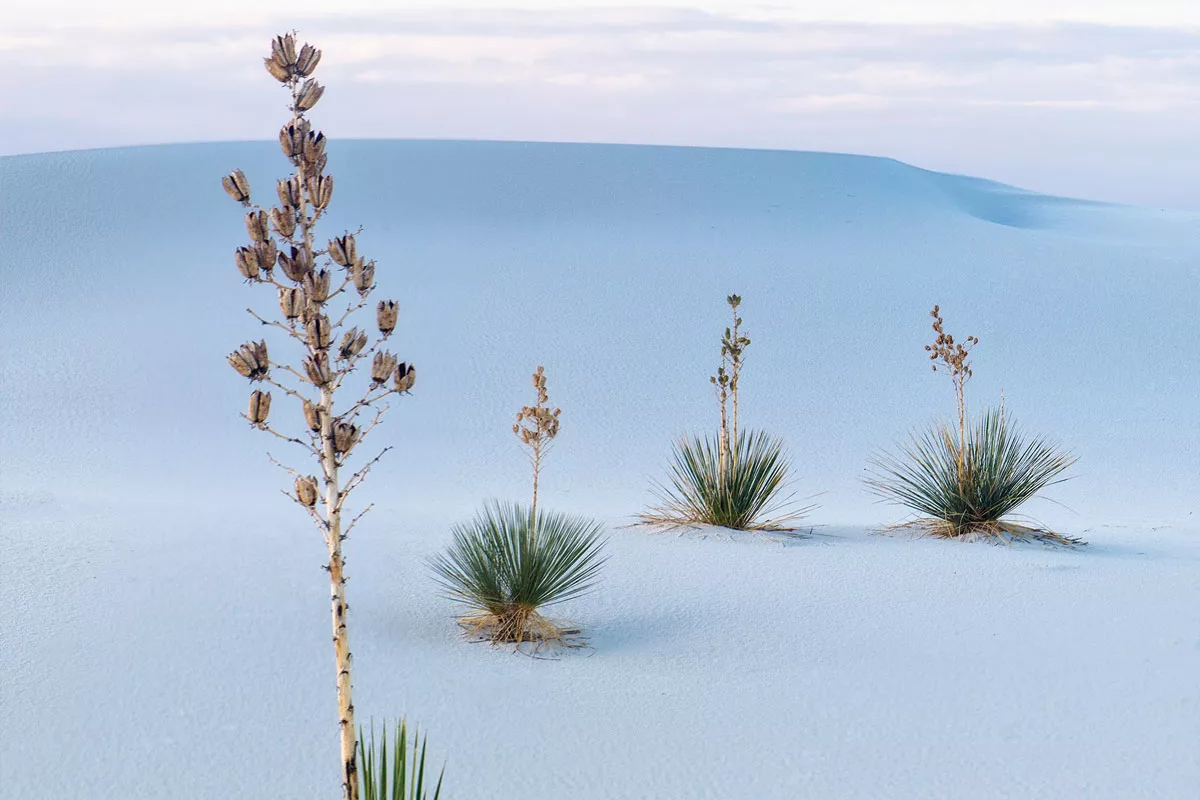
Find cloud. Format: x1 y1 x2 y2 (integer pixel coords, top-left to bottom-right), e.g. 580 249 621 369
2 8 1199 207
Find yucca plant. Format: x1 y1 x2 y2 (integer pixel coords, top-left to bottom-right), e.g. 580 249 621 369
357 720 444 800
868 306 1080 545
431 367 607 646
637 295 806 531
222 32 417 799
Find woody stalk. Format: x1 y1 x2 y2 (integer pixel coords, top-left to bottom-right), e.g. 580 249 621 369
222 33 415 800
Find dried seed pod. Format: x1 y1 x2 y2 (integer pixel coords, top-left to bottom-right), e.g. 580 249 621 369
302 400 323 432
247 390 271 425
304 154 328 184
371 351 397 385
296 79 325 111
278 287 304 320
306 315 331 350
338 327 367 360
303 269 330 304
270 206 297 239
395 362 415 393
352 259 375 295
245 210 270 242
279 123 303 159
254 238 278 274
377 300 398 336
235 246 261 281
278 246 312 283
310 174 334 209
272 33 297 68
295 475 319 507
276 176 302 208
296 43 321 77
228 340 269 381
302 131 326 164
265 55 290 82
329 234 356 267
222 170 251 204
303 352 332 386
333 422 359 455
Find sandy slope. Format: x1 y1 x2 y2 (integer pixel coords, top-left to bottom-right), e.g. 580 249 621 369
1 141 1197 798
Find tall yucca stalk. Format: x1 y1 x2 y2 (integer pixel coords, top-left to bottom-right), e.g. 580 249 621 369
223 32 416 800
638 294 806 532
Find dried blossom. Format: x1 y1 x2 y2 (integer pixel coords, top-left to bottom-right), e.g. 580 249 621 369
228 340 269 381
394 362 415 393
333 422 359 455
371 351 397 385
221 170 251 204
376 300 398 336
270 206 297 239
306 315 332 350
295 475 319 506
303 351 333 386
279 287 304 320
338 327 367 360
247 390 271 426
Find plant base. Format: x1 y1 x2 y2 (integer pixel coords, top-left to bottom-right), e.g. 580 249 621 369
888 518 1085 547
457 606 586 649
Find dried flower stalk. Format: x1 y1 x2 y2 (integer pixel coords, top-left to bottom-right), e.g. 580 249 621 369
513 366 561 538
710 294 750 480
223 31 416 800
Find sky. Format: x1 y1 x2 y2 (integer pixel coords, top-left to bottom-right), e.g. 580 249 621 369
2 1 1199 208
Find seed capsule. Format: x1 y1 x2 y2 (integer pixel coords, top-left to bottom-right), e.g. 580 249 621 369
296 79 325 112
222 170 251 204
272 33 297 68
245 210 270 242
270 206 297 238
303 352 332 386
277 176 302 208
278 245 312 283
253 238 277 275
295 475 319 507
394 362 415 393
303 131 326 164
306 315 331 350
329 234 356 267
296 43 321 77
278 287 304 320
303 400 323 432
279 123 302 159
265 56 290 82
333 422 359 455
377 300 398 336
371 351 397 385
352 259 375 295
235 246 261 281
310 174 333 209
228 340 269 381
338 328 367 360
303 269 330 304
247 390 271 425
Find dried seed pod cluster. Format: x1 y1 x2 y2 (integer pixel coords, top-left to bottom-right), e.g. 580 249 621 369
229 340 269 381
513 366 562 447
925 305 978 379
264 33 321 83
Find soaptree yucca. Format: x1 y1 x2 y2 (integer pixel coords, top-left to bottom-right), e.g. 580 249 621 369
222 33 416 800
431 367 607 647
638 295 806 531
867 306 1080 546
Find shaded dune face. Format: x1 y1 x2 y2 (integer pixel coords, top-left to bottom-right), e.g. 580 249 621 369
1 140 1197 528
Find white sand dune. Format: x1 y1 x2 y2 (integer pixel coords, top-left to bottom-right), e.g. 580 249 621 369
1 141 1197 798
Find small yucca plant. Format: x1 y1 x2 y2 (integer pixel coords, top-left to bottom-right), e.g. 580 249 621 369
642 430 802 531
431 367 607 646
432 500 606 644
868 306 1080 546
357 719 444 800
637 295 806 532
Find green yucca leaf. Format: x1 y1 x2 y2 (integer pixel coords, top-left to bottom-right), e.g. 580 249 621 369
357 719 443 800
639 429 806 531
430 500 607 616
868 405 1077 542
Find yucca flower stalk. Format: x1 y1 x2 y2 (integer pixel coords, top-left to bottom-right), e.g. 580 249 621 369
868 306 1080 546
223 32 416 800
432 368 606 646
638 295 806 532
